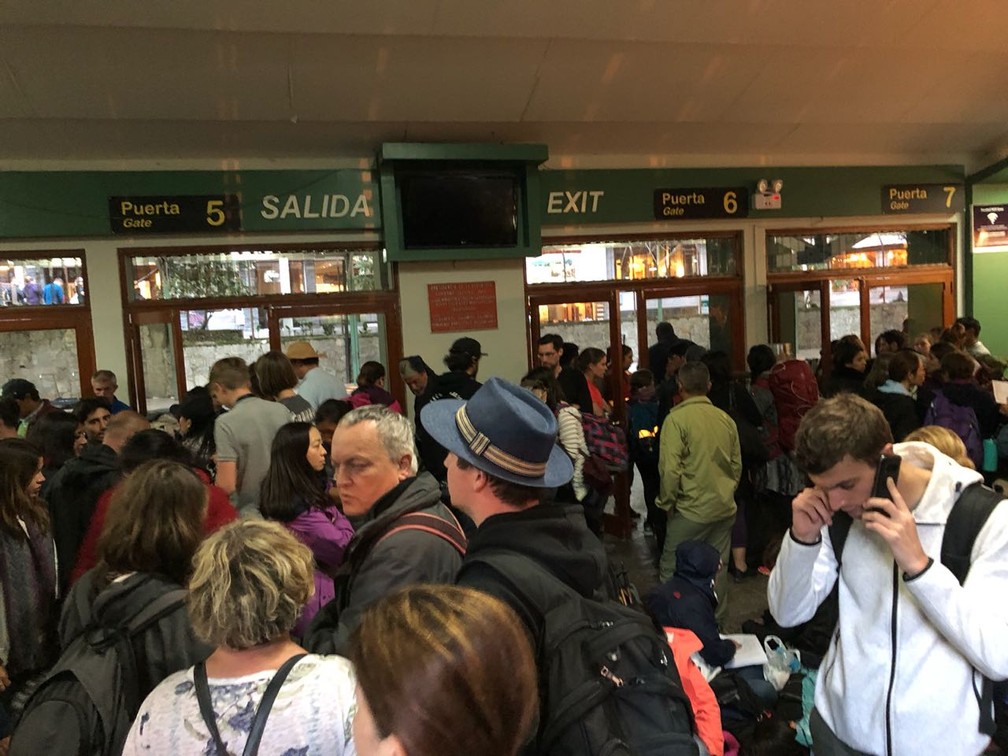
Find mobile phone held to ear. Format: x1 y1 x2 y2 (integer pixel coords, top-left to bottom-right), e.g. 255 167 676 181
869 453 902 512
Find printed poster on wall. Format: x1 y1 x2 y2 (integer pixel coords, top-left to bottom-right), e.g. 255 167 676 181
973 205 1008 253
427 281 498 333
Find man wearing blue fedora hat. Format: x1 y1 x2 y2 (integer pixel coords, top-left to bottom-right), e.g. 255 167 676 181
421 377 609 646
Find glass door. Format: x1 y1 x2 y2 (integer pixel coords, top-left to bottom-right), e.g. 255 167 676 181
127 309 183 415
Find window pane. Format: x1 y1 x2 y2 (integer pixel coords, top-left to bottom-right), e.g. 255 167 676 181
644 293 736 365
0 328 80 401
0 256 85 306
138 322 179 410
279 313 385 391
128 248 382 301
767 228 951 273
180 308 270 388
772 289 821 362
830 279 862 343
529 236 738 284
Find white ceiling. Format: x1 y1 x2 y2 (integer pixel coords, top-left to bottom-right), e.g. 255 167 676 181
1 0 1007 170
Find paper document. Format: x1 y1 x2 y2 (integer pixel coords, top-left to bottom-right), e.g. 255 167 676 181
720 633 768 669
992 380 1008 404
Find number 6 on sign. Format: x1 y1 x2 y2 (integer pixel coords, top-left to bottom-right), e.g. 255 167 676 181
206 200 226 226
723 191 738 214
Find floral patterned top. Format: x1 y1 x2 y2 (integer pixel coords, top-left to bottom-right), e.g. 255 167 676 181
122 654 357 755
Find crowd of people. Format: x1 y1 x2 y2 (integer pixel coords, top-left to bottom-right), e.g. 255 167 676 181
0 314 1006 754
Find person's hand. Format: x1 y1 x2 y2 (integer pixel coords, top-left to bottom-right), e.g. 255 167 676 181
0 663 9 692
0 735 10 756
790 487 832 544
862 477 929 576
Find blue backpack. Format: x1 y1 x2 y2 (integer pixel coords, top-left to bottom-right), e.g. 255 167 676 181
923 390 983 467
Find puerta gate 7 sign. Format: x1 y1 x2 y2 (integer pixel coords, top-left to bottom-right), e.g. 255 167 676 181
653 187 749 220
109 195 242 234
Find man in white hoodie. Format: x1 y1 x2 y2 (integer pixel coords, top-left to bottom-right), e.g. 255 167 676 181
768 393 1008 756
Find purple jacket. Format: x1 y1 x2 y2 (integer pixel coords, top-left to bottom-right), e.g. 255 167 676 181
286 504 355 637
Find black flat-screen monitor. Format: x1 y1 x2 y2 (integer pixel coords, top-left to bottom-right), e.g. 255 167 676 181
397 168 519 249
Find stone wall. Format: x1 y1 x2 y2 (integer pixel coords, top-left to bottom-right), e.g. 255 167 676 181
0 328 80 399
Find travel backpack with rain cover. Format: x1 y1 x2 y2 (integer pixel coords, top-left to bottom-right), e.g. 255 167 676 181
767 360 819 452
923 390 984 468
468 551 698 756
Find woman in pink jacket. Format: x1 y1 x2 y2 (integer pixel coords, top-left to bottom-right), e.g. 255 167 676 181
259 422 354 637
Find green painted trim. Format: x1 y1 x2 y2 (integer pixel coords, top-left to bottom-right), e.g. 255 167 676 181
539 165 965 225
0 169 380 239
379 142 548 162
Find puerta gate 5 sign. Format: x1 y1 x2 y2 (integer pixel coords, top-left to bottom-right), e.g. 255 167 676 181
109 195 242 234
653 187 749 220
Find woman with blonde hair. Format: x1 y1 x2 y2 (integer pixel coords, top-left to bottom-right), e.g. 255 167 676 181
123 520 355 755
348 584 538 756
904 425 975 469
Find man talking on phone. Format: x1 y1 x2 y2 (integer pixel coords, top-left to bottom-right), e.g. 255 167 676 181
768 393 1008 755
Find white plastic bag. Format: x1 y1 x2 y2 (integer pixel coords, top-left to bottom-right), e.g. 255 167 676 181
762 635 801 691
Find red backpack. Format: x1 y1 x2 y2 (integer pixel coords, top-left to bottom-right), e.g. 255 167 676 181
767 359 819 452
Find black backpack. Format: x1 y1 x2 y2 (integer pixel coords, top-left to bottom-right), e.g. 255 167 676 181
9 583 187 756
829 480 1003 736
469 551 698 756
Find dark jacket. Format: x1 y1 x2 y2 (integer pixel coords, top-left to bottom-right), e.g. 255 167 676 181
456 503 608 654
421 371 482 481
304 474 463 655
557 366 593 412
867 388 921 442
645 540 736 668
413 370 441 477
59 570 211 697
941 380 1002 438
821 366 866 398
44 443 120 589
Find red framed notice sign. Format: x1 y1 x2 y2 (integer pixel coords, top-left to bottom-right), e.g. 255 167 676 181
427 281 498 333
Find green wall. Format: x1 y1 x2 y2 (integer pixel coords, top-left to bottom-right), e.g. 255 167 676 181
971 184 1008 358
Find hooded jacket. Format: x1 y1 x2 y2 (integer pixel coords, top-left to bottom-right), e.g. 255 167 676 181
646 540 736 668
456 504 608 652
768 442 1008 755
44 442 120 589
304 474 463 655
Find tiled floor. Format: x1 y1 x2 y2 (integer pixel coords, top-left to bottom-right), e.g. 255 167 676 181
606 475 772 633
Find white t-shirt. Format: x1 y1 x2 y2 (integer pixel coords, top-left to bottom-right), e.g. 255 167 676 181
123 654 357 755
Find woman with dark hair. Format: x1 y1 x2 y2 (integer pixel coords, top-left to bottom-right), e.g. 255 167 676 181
349 361 403 413
349 584 538 756
521 367 588 507
575 347 610 417
866 349 925 442
939 350 1005 438
13 460 212 754
822 334 868 397
0 439 57 743
25 411 86 495
255 350 315 422
171 386 217 474
70 430 237 584
259 422 354 636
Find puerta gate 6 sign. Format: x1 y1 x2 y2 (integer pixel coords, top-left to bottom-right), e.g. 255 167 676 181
653 187 749 220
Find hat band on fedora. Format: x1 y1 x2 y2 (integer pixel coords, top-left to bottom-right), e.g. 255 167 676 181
455 406 547 479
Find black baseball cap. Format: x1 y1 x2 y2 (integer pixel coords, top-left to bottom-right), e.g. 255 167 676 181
449 337 487 360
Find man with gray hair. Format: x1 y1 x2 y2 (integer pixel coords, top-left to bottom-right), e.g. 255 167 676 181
304 405 465 655
657 360 741 625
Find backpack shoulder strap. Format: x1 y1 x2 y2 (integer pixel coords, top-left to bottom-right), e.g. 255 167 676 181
828 511 854 569
195 653 308 756
378 510 467 556
942 481 1003 585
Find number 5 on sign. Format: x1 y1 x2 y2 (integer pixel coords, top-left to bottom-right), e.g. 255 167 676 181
723 191 738 214
206 200 226 226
